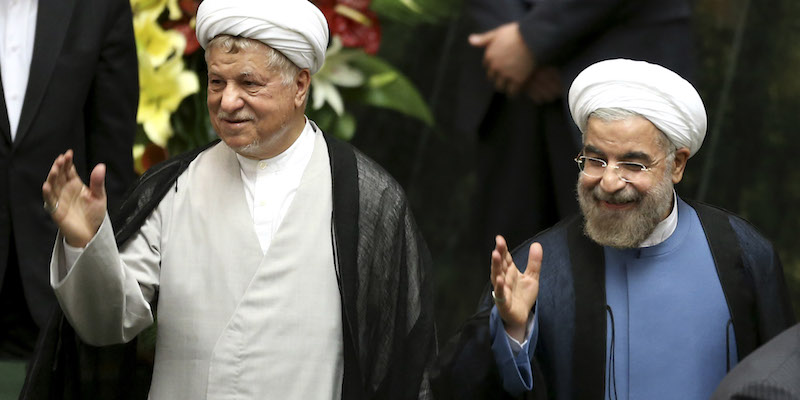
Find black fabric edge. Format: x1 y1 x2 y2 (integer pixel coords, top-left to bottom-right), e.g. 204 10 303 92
565 214 607 399
112 139 219 245
687 199 759 359
323 133 365 398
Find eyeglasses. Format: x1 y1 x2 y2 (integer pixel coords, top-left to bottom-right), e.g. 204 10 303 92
574 155 659 183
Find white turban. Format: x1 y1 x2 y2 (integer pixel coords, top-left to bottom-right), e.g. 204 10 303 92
568 59 707 157
196 0 329 75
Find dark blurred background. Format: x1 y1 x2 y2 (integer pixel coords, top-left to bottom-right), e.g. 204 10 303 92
349 0 800 340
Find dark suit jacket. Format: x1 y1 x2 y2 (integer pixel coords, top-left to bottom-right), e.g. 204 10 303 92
454 0 695 139
712 323 800 400
0 0 138 327
447 0 696 245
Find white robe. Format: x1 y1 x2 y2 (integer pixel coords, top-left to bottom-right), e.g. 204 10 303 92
51 132 344 399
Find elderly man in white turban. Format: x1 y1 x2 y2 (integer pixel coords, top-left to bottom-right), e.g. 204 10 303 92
29 0 436 399
430 59 794 399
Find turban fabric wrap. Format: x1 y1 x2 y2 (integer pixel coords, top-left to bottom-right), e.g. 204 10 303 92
195 0 329 75
568 59 707 157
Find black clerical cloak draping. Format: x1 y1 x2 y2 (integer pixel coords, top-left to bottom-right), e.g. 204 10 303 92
430 201 795 399
22 134 437 400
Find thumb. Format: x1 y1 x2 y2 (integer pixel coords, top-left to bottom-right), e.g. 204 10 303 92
469 29 495 47
89 163 107 199
525 242 542 279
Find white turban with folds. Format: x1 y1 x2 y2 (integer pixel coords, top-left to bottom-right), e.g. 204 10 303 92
195 0 329 75
568 59 707 157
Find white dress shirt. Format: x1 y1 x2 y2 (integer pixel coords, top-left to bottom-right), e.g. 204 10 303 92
235 121 315 254
0 0 38 140
65 120 317 261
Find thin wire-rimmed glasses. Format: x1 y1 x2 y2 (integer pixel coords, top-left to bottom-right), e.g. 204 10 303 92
574 154 659 183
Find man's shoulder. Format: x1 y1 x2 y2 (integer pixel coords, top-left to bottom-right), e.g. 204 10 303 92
133 141 219 189
510 214 582 260
684 199 776 254
112 140 220 242
324 133 408 202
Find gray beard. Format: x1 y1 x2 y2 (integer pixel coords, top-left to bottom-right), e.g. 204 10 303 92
577 174 674 249
231 137 262 158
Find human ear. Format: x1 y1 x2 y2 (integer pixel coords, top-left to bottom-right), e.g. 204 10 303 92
671 147 691 184
294 69 311 108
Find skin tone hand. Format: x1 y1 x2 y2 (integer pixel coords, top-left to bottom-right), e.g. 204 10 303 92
469 22 536 96
490 235 542 343
524 66 563 104
42 150 107 248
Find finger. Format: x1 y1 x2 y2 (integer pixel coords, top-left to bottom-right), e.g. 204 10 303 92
89 163 107 199
42 181 56 207
495 274 507 304
63 150 79 181
468 30 494 47
524 242 543 279
495 235 510 260
50 154 68 189
491 249 504 286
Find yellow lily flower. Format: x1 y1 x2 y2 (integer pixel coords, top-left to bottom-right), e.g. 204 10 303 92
137 50 199 147
134 11 186 67
130 0 181 20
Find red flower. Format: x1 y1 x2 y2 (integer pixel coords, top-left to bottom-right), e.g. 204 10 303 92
338 0 371 11
337 11 381 54
138 143 169 174
162 18 201 55
316 1 381 54
179 0 201 17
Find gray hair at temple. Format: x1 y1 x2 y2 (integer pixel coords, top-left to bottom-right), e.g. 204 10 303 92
205 35 300 87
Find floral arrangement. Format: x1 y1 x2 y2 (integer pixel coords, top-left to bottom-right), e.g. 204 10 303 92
130 0 452 173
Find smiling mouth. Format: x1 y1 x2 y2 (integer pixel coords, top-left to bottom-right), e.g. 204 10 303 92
601 200 635 210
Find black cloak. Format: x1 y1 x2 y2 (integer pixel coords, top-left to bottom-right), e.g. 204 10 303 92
22 133 437 400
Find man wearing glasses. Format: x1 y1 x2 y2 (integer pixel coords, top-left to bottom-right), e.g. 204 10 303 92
431 59 795 399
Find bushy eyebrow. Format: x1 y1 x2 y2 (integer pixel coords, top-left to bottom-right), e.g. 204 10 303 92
583 144 605 157
619 151 654 163
583 145 654 163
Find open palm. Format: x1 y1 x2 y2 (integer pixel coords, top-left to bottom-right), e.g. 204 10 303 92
42 150 107 248
490 235 542 341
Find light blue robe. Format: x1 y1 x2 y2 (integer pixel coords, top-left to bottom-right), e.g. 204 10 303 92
491 198 737 398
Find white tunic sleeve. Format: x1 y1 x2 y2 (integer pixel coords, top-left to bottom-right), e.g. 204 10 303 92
50 186 173 346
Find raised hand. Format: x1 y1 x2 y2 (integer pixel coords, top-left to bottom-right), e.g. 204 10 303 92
469 22 536 96
490 235 542 342
42 150 107 248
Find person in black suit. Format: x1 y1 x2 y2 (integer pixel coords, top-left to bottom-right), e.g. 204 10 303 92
712 323 800 400
451 0 696 250
0 0 138 360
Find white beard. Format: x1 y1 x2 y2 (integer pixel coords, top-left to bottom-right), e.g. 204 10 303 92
577 172 674 249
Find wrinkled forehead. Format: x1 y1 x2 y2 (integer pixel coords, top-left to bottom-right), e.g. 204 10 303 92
583 115 667 162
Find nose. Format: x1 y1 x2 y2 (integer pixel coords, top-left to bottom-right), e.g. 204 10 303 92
220 84 244 113
599 165 627 193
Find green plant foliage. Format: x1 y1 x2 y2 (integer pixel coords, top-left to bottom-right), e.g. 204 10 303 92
342 50 435 126
371 0 461 25
168 52 214 156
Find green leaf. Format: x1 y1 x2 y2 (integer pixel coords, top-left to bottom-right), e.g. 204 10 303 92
333 112 357 141
343 51 434 126
371 0 461 25
307 105 337 135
